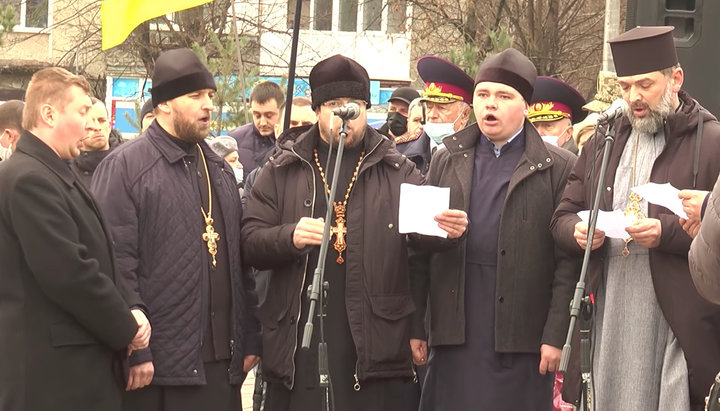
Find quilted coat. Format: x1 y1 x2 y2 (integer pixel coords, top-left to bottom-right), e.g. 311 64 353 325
91 122 261 385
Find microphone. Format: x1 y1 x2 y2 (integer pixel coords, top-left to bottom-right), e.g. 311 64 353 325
332 102 360 120
597 98 627 124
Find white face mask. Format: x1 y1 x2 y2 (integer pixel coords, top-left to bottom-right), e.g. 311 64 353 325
541 135 560 146
540 126 572 147
424 122 455 144
424 110 464 144
233 167 244 185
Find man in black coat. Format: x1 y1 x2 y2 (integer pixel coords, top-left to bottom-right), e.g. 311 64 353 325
241 54 467 411
92 48 261 411
0 67 149 411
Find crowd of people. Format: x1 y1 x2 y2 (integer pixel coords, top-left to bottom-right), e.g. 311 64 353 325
2 24 720 411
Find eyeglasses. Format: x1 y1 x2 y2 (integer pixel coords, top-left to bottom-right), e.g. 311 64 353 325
322 99 366 109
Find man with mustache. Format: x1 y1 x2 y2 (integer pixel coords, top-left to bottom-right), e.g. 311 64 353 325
229 81 284 174
70 98 113 187
551 26 720 410
242 54 466 411
92 48 261 411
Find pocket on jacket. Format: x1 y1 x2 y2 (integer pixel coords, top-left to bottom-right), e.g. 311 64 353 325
50 323 100 347
365 295 414 368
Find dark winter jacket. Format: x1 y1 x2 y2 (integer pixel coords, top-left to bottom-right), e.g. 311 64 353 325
551 91 720 407
409 120 579 352
396 132 432 175
91 122 261 386
242 124 424 389
70 149 112 188
229 122 275 174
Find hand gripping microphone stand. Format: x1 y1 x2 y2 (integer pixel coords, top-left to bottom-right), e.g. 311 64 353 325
559 121 616 411
301 105 358 411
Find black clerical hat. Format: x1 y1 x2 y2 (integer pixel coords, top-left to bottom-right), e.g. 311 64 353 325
151 48 216 108
309 54 371 110
609 26 678 77
474 48 537 102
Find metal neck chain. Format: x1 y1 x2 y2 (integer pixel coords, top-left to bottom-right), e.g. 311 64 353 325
313 148 365 207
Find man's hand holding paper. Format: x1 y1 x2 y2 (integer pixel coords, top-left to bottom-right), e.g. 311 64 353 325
399 184 467 238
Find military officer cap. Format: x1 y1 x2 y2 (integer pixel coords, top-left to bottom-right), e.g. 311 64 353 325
474 48 537 103
528 76 587 124
417 56 474 104
609 26 678 77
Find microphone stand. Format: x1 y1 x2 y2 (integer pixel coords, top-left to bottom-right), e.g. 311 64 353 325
302 116 351 411
559 121 616 411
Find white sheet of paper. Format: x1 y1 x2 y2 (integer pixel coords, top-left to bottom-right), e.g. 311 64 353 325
631 183 688 219
577 209 634 239
398 183 449 238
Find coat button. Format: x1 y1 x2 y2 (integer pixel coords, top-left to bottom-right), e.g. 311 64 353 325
394 163 400 168
530 166 535 171
452 136 457 141
463 153 468 158
498 296 504 303
303 199 312 207
606 186 612 192
546 158 551 162
388 223 394 229
500 249 506 256
458 144 463 149
450 289 456 294
537 163 543 168
193 369 198 374
289 315 296 324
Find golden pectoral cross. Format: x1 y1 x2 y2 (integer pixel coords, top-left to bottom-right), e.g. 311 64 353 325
202 217 220 267
330 203 348 264
622 191 646 258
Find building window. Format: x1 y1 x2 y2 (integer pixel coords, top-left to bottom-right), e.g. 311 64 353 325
339 0 357 32
362 0 381 31
285 0 407 33
286 0 310 30
0 0 48 29
313 0 332 30
387 0 406 33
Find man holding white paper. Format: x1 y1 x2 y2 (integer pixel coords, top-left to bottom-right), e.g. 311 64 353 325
550 26 720 410
409 48 578 411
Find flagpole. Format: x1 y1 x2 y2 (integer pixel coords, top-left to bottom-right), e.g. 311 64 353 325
283 0 303 130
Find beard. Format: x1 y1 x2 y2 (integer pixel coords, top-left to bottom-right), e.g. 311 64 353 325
627 82 675 134
173 113 210 143
319 122 365 148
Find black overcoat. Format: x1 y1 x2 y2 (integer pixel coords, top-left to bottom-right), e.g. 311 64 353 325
0 131 138 411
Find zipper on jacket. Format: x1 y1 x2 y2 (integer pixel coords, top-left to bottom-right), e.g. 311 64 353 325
289 146 317 390
353 361 361 391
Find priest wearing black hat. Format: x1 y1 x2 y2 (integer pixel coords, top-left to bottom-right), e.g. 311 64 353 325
528 76 587 155
551 26 720 410
409 47 578 411
92 48 262 411
242 54 466 411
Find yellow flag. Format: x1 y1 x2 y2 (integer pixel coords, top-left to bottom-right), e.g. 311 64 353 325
101 0 213 50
